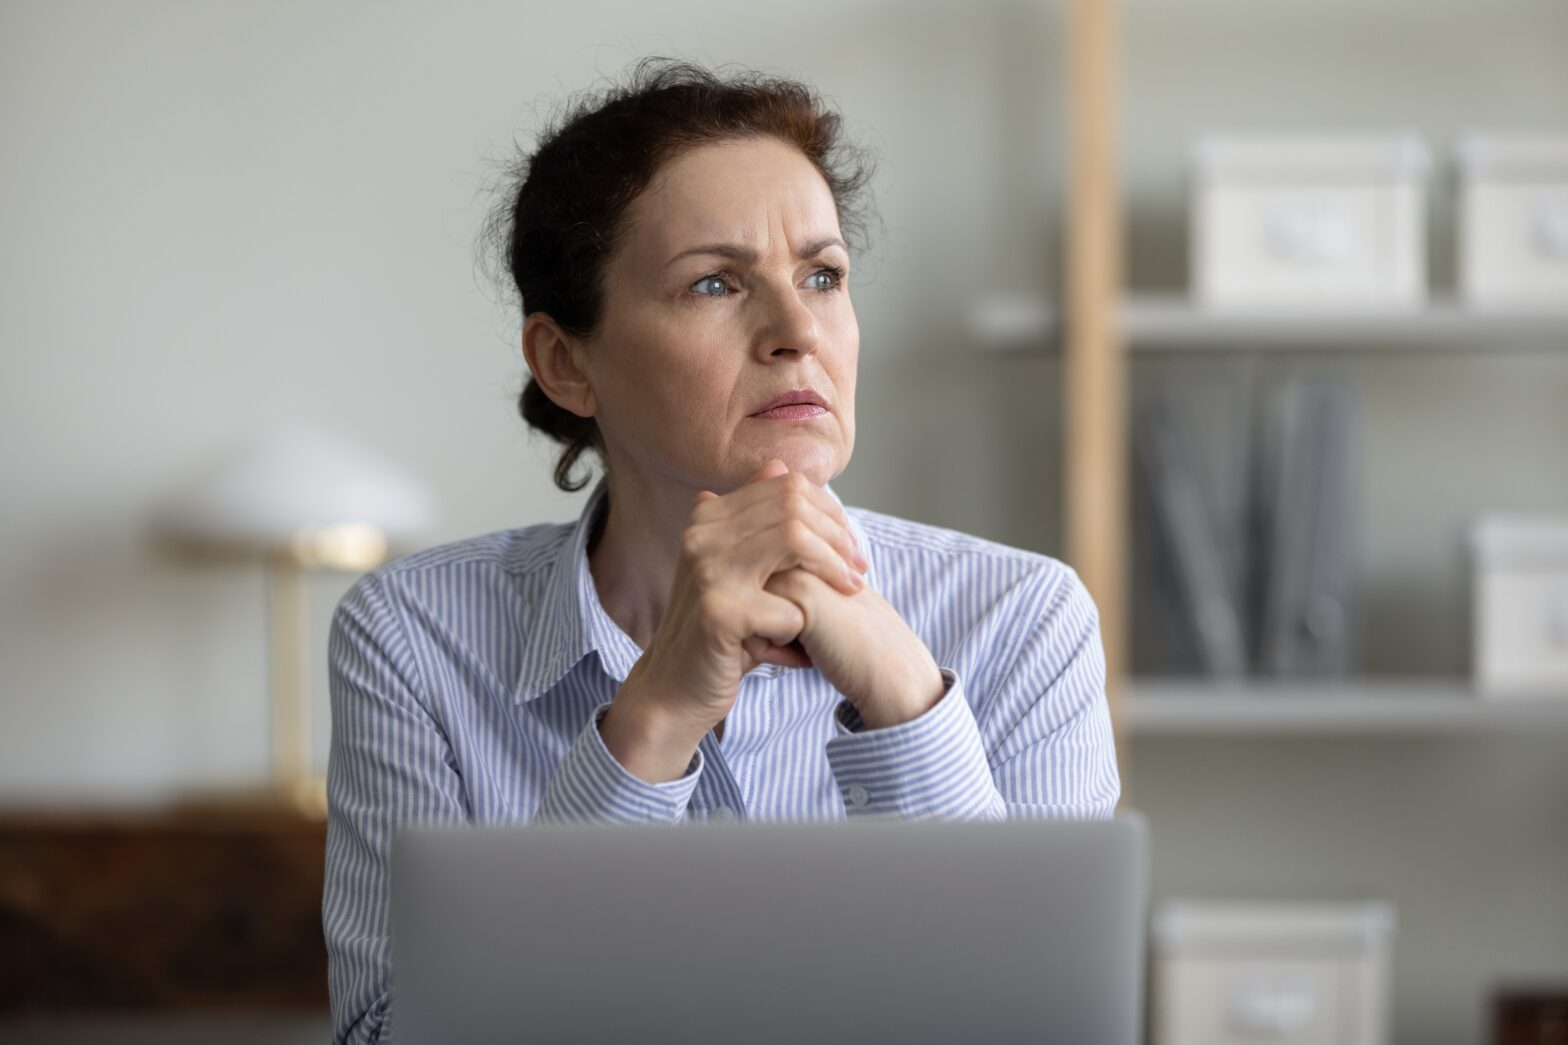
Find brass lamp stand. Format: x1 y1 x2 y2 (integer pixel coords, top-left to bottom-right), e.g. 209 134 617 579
267 553 325 817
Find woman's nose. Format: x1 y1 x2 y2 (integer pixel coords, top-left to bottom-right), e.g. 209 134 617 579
752 283 822 361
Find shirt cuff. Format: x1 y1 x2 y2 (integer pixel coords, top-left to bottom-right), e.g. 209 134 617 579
824 669 1006 820
535 701 703 824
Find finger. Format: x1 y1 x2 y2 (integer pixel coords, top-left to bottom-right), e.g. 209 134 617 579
696 467 854 539
750 575 817 669
689 460 788 524
688 489 721 525
763 566 844 617
709 490 867 577
749 458 790 484
742 635 813 670
731 521 864 596
769 469 854 537
741 589 807 649
753 640 814 670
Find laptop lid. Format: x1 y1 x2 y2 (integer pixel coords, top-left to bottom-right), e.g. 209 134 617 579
392 814 1148 1044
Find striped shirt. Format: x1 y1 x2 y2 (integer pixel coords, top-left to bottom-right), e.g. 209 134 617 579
323 475 1121 1044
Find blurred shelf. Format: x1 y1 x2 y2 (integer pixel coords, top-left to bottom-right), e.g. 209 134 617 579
1125 676 1568 735
970 293 1568 353
1123 295 1568 352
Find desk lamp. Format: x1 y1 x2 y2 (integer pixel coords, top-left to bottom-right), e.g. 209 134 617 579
153 422 435 816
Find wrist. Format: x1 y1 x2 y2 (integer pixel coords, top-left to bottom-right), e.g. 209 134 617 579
599 676 710 784
854 660 947 731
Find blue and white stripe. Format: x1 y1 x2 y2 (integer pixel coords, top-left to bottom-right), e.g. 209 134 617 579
323 475 1120 1044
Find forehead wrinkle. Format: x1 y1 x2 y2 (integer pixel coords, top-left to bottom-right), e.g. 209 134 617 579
626 140 843 275
666 194 841 269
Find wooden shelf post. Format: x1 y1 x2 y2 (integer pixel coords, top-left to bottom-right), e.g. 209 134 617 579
1065 0 1131 803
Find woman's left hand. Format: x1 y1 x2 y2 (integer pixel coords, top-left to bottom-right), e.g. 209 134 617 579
751 566 947 730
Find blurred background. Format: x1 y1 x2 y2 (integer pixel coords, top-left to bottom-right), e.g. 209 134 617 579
2 1 1565 1043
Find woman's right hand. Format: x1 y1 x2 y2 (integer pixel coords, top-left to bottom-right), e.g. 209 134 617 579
600 458 869 781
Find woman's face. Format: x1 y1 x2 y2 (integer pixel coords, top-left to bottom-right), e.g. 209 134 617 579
576 135 858 495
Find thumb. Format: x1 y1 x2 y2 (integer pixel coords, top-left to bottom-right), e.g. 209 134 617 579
748 458 790 485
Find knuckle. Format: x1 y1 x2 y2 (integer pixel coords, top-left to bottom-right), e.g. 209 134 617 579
781 519 812 552
781 487 809 518
690 557 721 591
678 527 705 562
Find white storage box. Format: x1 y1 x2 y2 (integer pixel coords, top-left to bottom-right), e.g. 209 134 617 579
1457 134 1568 308
1190 134 1432 309
1470 514 1568 697
1151 899 1395 1045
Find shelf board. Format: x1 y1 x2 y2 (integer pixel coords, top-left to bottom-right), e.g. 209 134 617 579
970 294 1568 353
1124 676 1568 735
1124 295 1568 352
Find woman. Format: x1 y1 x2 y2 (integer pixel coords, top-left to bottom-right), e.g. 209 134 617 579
323 57 1120 1044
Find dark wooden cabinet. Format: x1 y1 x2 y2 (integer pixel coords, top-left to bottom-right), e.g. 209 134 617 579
1493 987 1568 1045
0 806 328 1013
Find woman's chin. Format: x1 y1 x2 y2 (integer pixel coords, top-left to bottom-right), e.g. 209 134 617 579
743 437 843 486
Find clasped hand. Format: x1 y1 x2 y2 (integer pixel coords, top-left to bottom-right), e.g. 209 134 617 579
634 458 945 738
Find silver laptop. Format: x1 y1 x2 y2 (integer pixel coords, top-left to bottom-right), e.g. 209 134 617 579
392 813 1148 1044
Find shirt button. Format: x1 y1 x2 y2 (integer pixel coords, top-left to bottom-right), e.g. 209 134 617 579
711 805 736 821
846 784 870 808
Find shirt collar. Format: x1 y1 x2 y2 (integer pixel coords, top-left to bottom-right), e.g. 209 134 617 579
510 472 870 705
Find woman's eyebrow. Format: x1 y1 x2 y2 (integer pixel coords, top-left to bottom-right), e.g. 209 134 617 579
665 236 847 267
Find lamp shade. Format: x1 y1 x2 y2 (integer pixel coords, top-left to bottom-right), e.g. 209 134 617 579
154 422 436 568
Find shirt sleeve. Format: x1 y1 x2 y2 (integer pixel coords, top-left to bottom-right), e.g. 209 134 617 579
823 564 1121 821
534 702 704 823
324 573 467 1045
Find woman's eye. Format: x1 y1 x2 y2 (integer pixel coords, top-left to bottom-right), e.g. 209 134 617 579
808 266 846 291
690 267 844 298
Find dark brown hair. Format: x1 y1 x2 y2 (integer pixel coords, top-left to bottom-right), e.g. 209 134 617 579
483 56 880 492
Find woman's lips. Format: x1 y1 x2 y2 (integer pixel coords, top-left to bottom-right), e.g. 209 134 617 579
751 404 828 421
